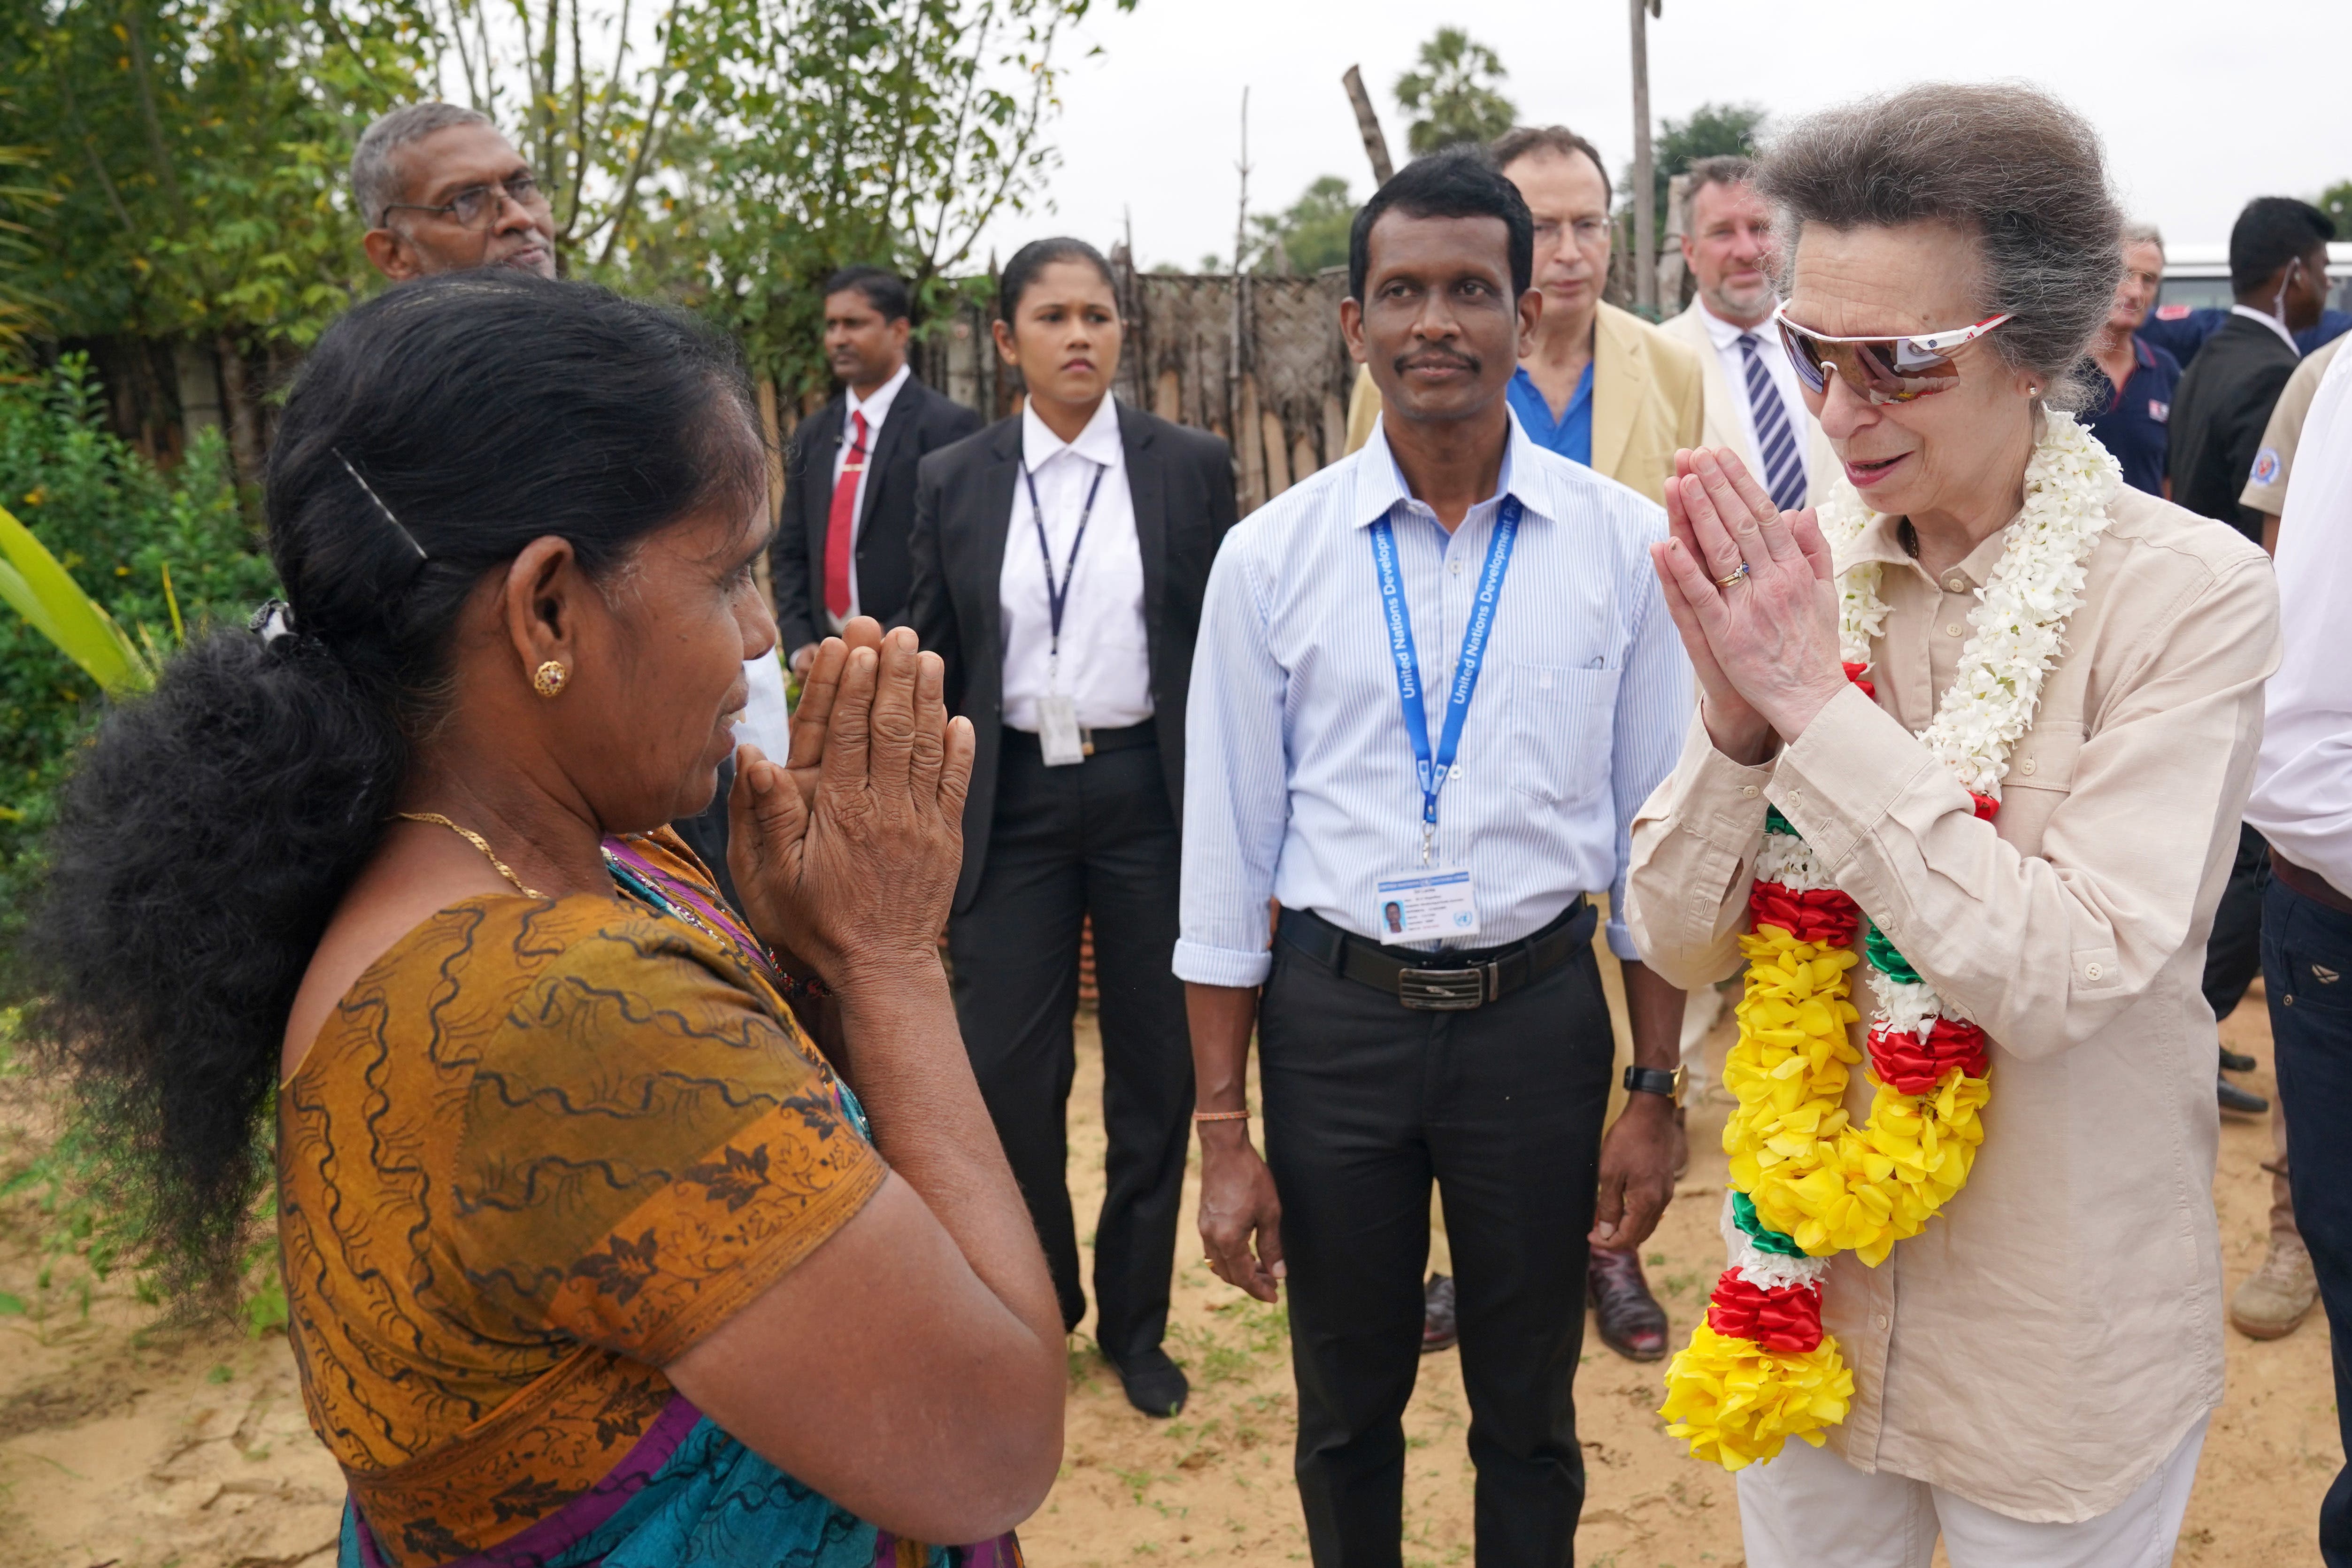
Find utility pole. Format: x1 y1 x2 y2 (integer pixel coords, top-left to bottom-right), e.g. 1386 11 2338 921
1629 0 1661 315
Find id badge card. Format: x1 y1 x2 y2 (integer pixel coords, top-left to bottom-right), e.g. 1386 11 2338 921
1373 869 1480 945
1037 693 1088 767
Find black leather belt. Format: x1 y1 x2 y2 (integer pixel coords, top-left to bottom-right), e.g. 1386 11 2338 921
1001 719 1158 758
2273 847 2352 917
1277 898 1595 1011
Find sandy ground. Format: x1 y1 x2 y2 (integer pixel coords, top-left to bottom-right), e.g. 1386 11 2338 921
0 971 2335 1567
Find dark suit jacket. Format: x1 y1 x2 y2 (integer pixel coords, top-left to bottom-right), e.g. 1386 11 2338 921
905 402 1238 914
772 374 983 653
2168 314 2300 543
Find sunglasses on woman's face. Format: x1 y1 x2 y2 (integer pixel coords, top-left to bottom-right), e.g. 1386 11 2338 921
1773 303 2014 405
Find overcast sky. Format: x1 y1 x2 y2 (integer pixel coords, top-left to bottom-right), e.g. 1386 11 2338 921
975 0 2352 272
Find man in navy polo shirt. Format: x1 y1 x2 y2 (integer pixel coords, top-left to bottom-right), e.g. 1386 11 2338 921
2087 223 2182 497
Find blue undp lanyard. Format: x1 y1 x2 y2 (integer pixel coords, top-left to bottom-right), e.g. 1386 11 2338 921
1371 495 1522 864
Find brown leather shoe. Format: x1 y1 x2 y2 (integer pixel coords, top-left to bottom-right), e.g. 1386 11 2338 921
1422 1272 1459 1353
1588 1246 1668 1361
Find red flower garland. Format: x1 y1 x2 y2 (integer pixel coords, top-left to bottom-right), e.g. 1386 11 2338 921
1866 1016 1992 1094
1747 881 1863 946
1706 1270 1825 1354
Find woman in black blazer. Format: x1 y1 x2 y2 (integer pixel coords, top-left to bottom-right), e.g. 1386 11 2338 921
904 239 1237 1419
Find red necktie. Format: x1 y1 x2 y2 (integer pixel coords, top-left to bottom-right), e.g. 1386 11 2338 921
824 409 869 621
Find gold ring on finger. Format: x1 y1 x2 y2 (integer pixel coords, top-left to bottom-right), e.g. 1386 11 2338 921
1714 563 1752 588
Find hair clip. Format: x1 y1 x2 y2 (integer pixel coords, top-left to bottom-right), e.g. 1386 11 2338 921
333 448 429 562
249 599 299 646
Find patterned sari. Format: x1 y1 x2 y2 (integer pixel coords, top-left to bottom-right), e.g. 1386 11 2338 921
278 831 1023 1568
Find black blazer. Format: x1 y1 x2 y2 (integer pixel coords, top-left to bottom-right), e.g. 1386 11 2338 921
905 401 1238 914
2167 314 2299 544
772 374 984 653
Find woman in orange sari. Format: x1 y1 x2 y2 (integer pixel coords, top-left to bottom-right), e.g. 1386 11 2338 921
30 272 1065 1567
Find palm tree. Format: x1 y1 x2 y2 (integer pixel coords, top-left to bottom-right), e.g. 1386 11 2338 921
1394 29 1516 158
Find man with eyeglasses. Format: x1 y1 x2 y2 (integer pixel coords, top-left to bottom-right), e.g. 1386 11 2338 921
354 102 557 282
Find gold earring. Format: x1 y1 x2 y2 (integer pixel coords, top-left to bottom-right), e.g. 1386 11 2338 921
532 660 569 698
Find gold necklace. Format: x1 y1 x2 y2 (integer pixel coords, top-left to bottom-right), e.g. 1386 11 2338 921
393 812 545 898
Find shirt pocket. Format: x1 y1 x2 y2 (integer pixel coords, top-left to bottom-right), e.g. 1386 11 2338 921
1507 661 1619 809
1990 721 2081 861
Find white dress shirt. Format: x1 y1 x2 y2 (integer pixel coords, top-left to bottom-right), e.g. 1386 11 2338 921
2245 339 2352 892
1175 412 1691 986
999 395 1153 733
1697 298 1809 496
2229 302 2301 355
824 360 912 623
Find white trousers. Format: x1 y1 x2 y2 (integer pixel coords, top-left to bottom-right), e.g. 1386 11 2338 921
1736 1415 2208 1568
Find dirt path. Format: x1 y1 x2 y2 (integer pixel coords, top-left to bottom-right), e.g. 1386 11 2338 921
0 983 2333 1566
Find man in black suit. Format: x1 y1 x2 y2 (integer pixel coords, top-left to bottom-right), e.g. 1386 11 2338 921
773 266 983 676
2170 198 2333 545
2169 194 2335 1122
903 237 1237 1418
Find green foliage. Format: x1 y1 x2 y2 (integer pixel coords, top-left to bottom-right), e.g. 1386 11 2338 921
0 354 275 960
1393 28 1514 158
1638 100 1767 227
1246 175 1353 277
2319 179 2352 242
1 0 432 349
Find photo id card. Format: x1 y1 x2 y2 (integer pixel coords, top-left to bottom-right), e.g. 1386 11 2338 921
1373 869 1480 945
1037 692 1088 767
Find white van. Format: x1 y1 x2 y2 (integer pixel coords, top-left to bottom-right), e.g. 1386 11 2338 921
2159 240 2352 314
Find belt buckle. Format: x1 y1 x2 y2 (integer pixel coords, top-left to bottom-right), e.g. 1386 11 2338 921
1397 965 1487 1011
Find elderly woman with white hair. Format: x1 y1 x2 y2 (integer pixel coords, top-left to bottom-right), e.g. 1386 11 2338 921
1624 84 2279 1567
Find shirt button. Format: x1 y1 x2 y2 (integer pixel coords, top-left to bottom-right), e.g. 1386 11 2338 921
1450 561 1462 575
2021 757 2037 776
1741 785 1759 798
2086 962 2104 979
1874 1314 1890 1330
1945 576 1966 592
1946 623 1965 637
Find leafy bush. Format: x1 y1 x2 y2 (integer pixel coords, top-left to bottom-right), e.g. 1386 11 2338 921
0 354 277 965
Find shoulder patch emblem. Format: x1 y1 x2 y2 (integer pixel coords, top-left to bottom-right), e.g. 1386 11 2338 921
2250 447 2282 486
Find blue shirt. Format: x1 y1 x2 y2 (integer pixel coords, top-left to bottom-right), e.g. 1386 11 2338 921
1173 412 1691 987
2085 335 2181 497
1507 362 1594 466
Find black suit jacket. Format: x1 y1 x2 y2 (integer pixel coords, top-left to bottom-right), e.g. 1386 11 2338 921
905 402 1238 914
772 374 984 653
2168 314 2300 544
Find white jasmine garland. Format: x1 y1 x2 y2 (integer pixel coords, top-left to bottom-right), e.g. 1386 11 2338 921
1754 829 1836 895
1810 409 2119 1039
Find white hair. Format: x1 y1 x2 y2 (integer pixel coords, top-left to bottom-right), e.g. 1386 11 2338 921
351 103 495 228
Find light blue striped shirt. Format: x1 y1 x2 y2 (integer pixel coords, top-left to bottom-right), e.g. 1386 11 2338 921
1174 412 1691 988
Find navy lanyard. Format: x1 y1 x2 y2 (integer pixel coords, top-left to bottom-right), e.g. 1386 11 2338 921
1022 458 1108 665
1370 496 1522 863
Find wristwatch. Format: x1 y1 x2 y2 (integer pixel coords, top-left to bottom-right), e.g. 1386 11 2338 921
1623 1065 1686 1107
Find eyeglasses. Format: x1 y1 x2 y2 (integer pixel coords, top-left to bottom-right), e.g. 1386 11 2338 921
378 173 547 231
1772 302 2013 405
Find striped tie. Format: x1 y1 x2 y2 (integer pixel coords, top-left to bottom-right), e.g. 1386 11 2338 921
1739 331 1809 513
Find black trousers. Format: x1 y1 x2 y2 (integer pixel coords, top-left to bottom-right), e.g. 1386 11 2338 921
2203 821 2270 1022
947 733 1192 1364
1259 914 1615 1568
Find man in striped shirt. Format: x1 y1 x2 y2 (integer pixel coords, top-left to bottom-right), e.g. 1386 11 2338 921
1176 149 1691 1568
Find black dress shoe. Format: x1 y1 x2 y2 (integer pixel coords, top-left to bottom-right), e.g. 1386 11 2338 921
1109 1348 1189 1417
2220 1046 2258 1074
1588 1247 1668 1362
2219 1073 2269 1117
1422 1273 1459 1354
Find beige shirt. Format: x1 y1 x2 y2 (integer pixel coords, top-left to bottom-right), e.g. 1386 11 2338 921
1625 484 2279 1522
2241 335 2344 516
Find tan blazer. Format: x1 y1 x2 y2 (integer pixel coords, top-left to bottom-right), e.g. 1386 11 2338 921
1343 300 1705 507
1658 301 1839 506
